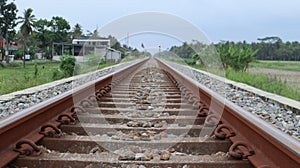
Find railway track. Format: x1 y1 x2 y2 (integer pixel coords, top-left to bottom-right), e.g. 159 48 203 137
0 58 299 168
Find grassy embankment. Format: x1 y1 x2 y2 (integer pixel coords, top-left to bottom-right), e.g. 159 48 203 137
0 60 116 95
189 60 300 101
250 60 300 72
0 61 59 95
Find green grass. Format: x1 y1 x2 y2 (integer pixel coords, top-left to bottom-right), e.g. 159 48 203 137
0 60 117 95
190 63 226 77
78 62 116 74
250 60 300 72
121 55 145 62
225 69 300 101
0 61 60 95
187 60 300 101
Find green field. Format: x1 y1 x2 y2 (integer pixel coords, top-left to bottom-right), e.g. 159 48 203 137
0 61 60 95
189 60 300 101
250 60 300 72
0 60 116 95
225 69 300 101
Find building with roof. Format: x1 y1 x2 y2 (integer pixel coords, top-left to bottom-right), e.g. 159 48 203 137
53 37 121 62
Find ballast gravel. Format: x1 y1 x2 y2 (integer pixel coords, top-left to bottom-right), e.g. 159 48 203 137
0 60 139 119
1 59 299 140
163 60 300 139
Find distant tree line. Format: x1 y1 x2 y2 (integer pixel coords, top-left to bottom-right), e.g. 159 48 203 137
222 37 300 61
169 36 300 71
252 36 300 61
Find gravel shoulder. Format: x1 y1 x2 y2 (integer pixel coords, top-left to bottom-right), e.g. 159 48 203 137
0 59 143 119
163 60 300 140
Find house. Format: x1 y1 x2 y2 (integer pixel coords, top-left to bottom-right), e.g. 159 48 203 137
0 36 6 61
72 38 110 56
0 36 21 61
105 47 122 63
53 38 110 56
53 37 122 62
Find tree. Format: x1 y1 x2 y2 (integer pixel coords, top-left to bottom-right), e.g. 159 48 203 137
257 36 281 44
20 8 35 39
86 28 100 39
33 19 51 55
19 8 36 67
59 55 80 77
72 23 83 38
217 42 258 72
194 44 219 68
256 36 282 60
169 42 194 58
0 0 18 62
217 42 234 70
108 35 121 50
49 16 71 42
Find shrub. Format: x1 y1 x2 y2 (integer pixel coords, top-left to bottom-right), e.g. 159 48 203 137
52 69 63 80
59 55 77 77
34 63 39 78
86 55 99 66
7 62 21 67
99 58 106 65
218 42 258 71
86 53 105 66
184 58 196 65
0 62 5 68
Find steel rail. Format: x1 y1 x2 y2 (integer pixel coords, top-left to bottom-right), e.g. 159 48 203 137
1 57 299 167
156 58 300 167
0 58 148 167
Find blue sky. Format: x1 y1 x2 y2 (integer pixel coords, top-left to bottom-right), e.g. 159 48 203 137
14 0 300 50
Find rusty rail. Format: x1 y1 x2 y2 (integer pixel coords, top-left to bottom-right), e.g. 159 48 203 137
0 59 148 167
1 57 299 167
156 58 300 167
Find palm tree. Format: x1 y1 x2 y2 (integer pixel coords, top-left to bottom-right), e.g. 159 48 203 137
19 8 36 67
20 8 36 38
72 23 83 38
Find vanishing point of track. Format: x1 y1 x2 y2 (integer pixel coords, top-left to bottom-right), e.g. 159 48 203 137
0 58 299 168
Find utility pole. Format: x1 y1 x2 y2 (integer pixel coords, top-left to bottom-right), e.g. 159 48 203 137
23 38 25 68
0 1 3 61
126 32 129 47
5 31 9 63
50 41 53 60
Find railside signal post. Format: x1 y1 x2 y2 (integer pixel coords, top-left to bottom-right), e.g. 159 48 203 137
158 45 161 56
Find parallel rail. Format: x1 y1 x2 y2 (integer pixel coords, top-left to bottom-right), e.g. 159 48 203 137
157 58 300 167
0 58 299 167
0 59 147 167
